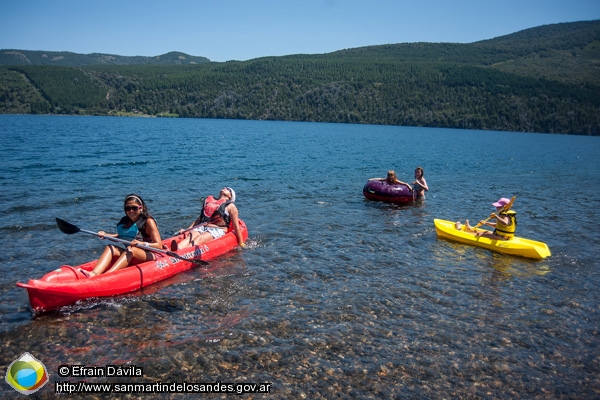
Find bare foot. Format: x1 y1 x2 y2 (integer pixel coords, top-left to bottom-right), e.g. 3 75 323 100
455 221 462 230
465 220 474 232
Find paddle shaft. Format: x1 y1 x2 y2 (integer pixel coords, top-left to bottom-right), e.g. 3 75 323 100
79 227 158 249
85 229 206 265
56 218 207 265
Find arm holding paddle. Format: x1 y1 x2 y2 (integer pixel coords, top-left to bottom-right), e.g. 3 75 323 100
97 230 118 239
476 212 510 230
89 197 164 276
131 217 162 249
56 218 207 270
96 228 161 249
455 196 516 240
474 196 515 228
67 194 169 277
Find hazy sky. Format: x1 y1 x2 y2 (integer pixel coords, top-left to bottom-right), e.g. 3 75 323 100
1 0 598 62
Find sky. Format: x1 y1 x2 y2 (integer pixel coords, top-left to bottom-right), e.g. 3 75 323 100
1 0 599 62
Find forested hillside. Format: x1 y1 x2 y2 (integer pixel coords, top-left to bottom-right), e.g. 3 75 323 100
1 20 599 135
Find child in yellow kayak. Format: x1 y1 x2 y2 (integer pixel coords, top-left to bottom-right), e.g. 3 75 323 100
455 197 516 240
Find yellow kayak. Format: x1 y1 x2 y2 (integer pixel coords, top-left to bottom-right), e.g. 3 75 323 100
434 219 551 259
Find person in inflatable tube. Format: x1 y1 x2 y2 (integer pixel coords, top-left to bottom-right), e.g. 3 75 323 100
172 187 246 250
80 194 162 277
455 197 517 240
369 170 412 191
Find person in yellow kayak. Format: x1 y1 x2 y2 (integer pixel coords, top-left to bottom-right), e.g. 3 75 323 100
455 197 517 240
172 187 246 250
81 194 162 277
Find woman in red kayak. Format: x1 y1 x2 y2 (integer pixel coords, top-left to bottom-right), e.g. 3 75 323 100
80 194 162 277
173 187 245 250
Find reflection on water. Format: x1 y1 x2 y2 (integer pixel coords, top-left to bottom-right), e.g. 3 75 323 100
484 253 551 279
437 237 552 278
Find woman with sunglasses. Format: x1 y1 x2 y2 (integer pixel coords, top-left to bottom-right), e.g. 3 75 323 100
172 187 245 250
80 193 162 277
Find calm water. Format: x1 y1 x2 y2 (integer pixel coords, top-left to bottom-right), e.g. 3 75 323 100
0 115 599 398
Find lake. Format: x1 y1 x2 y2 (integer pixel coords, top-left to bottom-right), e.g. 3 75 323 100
0 115 598 398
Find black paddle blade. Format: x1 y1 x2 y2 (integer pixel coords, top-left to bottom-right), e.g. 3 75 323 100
56 218 81 235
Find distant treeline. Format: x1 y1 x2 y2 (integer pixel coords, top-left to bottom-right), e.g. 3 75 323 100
1 20 599 135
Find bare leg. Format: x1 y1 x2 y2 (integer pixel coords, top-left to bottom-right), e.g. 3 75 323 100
462 221 505 239
476 231 507 240
106 248 134 273
464 220 476 232
457 220 486 237
189 231 215 246
175 232 195 250
177 231 215 249
107 247 154 273
87 245 124 277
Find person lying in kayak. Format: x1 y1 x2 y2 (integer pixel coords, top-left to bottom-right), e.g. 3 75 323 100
172 187 246 250
455 197 517 240
80 194 162 277
369 170 412 190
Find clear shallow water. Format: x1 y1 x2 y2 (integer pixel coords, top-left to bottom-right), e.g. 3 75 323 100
0 115 599 398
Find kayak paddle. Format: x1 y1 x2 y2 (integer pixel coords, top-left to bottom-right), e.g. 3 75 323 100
55 218 208 266
474 195 516 229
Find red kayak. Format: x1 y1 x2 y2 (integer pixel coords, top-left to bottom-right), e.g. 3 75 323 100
17 220 248 312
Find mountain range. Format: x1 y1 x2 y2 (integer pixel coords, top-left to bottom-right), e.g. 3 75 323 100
1 20 598 135
0 50 209 66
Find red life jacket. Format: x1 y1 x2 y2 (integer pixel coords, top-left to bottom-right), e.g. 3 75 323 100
198 196 231 227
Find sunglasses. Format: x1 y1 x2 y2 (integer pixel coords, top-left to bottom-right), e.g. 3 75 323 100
124 205 142 212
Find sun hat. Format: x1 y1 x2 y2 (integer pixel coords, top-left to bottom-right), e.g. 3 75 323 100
226 187 236 203
492 198 510 207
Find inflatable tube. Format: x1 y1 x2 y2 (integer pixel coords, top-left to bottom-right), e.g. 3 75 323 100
363 179 414 204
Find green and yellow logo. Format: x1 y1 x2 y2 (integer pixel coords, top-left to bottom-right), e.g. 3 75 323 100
5 352 49 395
